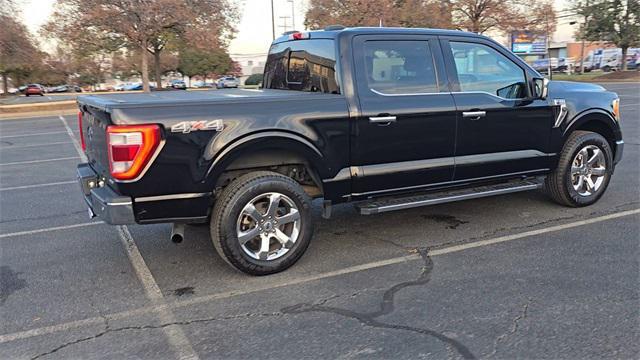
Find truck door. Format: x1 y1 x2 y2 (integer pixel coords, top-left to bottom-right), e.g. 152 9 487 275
440 38 555 181
350 35 457 197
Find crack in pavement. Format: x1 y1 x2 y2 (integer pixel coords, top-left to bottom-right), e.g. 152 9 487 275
30 312 283 360
281 249 476 359
487 299 532 358
429 201 640 252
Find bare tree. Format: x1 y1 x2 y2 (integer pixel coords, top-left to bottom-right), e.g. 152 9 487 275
0 11 42 95
305 0 554 35
47 0 238 91
451 0 556 34
304 0 452 29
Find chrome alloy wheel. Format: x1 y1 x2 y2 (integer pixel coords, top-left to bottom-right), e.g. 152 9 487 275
236 192 301 261
571 145 607 196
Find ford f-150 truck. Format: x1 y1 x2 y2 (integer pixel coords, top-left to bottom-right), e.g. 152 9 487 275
76 27 623 275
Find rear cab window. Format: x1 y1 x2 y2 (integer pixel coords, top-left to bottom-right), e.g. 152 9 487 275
263 39 340 94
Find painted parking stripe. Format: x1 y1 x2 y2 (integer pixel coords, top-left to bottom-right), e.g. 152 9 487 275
0 141 73 150
0 130 69 138
0 181 77 191
0 222 104 239
0 157 78 166
58 115 85 161
1 208 637 344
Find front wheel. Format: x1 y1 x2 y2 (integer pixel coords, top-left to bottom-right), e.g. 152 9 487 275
544 131 613 207
211 171 314 275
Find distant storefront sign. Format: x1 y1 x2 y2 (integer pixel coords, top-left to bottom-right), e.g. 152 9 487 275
511 31 547 55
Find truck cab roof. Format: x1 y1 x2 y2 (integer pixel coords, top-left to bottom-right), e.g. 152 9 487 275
273 26 489 44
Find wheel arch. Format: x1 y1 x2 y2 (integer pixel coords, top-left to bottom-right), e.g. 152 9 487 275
205 131 329 196
562 109 620 156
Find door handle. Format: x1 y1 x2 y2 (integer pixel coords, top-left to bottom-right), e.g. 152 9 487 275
369 116 397 125
462 111 486 120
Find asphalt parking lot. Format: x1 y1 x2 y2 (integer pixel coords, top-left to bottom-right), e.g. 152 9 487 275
1 82 638 359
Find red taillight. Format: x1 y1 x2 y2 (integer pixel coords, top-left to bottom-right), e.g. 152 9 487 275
107 124 162 181
289 32 309 40
78 111 86 151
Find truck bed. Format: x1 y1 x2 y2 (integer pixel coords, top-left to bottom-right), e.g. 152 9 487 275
77 88 339 113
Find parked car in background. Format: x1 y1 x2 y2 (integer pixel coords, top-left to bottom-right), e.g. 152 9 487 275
169 80 187 90
24 84 45 96
192 81 215 88
48 84 82 93
124 83 155 91
216 76 239 88
114 84 129 91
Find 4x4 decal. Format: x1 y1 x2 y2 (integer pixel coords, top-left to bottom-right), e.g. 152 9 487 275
171 120 224 133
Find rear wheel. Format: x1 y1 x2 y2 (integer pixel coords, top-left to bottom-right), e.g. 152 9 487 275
544 131 613 207
211 171 314 275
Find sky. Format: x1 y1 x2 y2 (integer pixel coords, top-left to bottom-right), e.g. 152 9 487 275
19 0 576 55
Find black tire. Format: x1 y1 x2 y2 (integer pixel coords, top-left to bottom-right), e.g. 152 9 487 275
210 171 314 275
544 131 613 207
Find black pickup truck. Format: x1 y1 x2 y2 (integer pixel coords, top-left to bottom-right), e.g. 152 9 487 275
77 27 623 275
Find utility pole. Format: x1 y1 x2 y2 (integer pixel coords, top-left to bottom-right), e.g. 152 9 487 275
579 0 589 74
288 0 295 30
546 12 552 80
271 0 276 40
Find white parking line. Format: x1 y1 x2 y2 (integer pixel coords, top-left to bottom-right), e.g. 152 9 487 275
0 130 69 139
117 226 199 360
0 222 104 239
58 115 85 161
0 157 79 166
0 141 73 149
0 180 77 191
59 114 198 359
1 208 637 344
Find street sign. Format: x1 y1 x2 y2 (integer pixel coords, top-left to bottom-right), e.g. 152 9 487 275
511 31 547 55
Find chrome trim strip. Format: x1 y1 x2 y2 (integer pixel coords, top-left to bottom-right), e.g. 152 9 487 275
369 88 444 97
450 91 526 102
323 167 352 183
105 201 133 206
552 99 568 128
363 158 454 177
616 140 624 145
456 150 552 166
135 192 212 203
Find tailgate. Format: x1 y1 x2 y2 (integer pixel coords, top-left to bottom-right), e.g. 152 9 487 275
79 107 111 179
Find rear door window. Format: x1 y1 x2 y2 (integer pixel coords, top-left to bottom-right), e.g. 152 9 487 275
362 40 438 95
264 39 340 94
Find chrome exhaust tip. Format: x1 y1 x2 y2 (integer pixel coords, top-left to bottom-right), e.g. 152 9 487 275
171 223 185 243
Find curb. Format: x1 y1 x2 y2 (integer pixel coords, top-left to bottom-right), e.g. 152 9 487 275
0 101 77 115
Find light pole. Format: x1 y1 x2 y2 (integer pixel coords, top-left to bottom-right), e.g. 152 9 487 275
570 20 586 74
546 12 552 80
271 0 276 40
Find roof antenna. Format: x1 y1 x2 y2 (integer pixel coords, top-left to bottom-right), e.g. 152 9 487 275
379 18 383 27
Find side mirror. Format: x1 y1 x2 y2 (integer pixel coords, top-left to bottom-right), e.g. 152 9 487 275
532 77 549 100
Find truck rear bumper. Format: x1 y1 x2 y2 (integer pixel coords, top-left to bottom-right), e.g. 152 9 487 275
77 163 136 225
